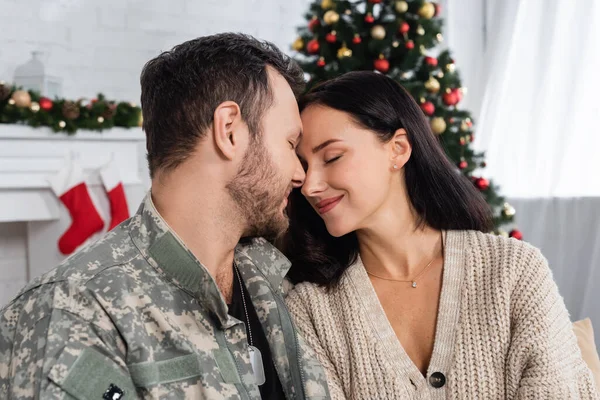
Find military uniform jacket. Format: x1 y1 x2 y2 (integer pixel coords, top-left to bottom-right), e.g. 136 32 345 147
0 194 330 400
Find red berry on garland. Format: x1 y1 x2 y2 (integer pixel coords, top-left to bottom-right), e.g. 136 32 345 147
309 17 320 31
368 0 383 3
352 34 362 44
458 160 468 170
480 161 487 168
326 32 337 43
374 56 390 73
365 13 375 23
434 3 442 16
459 137 467 145
475 177 490 190
307 39 321 54
399 22 410 34
424 56 438 66
405 40 415 50
317 57 326 67
509 229 523 240
39 97 53 111
420 101 435 115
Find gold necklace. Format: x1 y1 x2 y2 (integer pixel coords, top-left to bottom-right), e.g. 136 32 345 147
365 233 444 288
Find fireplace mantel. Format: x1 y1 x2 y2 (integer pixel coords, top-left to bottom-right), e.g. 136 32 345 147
0 124 148 223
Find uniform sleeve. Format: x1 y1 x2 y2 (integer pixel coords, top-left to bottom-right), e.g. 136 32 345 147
287 288 347 400
506 248 599 399
0 281 138 400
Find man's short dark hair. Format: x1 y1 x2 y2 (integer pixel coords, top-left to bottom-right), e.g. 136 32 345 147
140 33 305 178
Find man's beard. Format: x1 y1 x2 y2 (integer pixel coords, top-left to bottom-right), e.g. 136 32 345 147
226 139 291 241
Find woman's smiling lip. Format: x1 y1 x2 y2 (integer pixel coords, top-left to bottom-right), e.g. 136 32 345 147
315 195 344 214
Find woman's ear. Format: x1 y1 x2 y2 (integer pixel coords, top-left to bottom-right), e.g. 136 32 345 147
389 128 412 170
212 101 245 160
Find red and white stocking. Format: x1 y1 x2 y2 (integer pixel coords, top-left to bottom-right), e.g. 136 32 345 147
48 160 105 255
100 161 130 230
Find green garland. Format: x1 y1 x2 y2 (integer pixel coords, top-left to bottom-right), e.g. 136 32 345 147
0 82 142 135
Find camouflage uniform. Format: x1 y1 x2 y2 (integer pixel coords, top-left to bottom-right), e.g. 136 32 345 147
0 194 330 400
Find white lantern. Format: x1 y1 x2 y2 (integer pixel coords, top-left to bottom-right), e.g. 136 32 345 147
13 51 62 98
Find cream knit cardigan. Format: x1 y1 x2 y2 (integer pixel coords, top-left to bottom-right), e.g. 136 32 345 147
286 230 599 399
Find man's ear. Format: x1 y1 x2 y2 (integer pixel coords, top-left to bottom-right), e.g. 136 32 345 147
212 101 245 160
389 128 412 169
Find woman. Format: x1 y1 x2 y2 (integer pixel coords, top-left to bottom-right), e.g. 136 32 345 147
282 71 598 399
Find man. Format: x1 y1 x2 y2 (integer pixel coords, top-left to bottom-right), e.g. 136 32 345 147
0 33 330 399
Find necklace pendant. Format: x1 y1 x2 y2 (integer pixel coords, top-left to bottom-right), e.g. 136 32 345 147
412 281 417 288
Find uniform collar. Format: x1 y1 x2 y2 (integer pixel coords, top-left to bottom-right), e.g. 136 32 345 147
127 192 292 327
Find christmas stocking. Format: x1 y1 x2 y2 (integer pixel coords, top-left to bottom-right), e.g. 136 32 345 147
100 161 130 230
48 160 105 255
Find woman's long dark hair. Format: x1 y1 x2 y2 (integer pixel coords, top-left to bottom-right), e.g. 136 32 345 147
282 71 493 289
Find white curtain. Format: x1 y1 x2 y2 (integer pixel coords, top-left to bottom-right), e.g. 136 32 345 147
466 0 600 344
474 0 600 198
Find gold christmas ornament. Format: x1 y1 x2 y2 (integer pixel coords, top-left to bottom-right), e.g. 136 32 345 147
11 90 32 108
503 203 516 217
436 33 444 42
437 71 444 78
419 45 426 54
321 0 335 9
58 121 66 129
30 102 40 112
8 99 15 105
97 116 105 123
370 25 386 40
424 77 440 93
430 117 446 134
395 1 409 13
292 37 304 51
460 121 470 131
345 9 352 15
324 10 340 25
446 63 456 73
337 43 352 59
417 25 425 35
418 2 435 19
392 41 400 48
138 112 144 127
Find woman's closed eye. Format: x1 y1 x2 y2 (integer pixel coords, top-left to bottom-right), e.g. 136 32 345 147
325 155 342 164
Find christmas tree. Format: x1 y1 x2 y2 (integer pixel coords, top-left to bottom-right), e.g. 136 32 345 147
292 0 519 236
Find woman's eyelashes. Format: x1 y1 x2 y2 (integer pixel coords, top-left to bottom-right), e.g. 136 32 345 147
325 155 342 164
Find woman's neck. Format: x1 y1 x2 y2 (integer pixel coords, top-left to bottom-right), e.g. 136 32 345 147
356 201 442 279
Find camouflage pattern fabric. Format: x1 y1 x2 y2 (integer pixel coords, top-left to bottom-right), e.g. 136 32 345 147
0 193 330 400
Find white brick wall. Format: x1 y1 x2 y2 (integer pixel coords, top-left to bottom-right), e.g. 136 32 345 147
0 0 312 102
0 0 311 305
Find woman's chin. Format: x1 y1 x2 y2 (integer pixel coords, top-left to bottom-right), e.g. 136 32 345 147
325 221 353 238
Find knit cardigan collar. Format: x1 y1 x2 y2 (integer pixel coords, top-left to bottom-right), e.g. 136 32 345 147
347 230 466 392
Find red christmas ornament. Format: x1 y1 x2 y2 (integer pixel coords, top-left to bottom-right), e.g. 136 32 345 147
434 3 442 16
420 101 435 115
424 56 438 66
459 137 467 146
317 57 326 67
309 17 320 32
365 13 375 23
374 57 390 73
39 97 53 111
399 22 410 34
326 32 337 43
458 160 468 170
307 39 320 54
352 34 362 44
405 40 415 50
475 177 490 191
509 229 523 240
453 88 463 102
368 0 383 3
442 90 459 106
